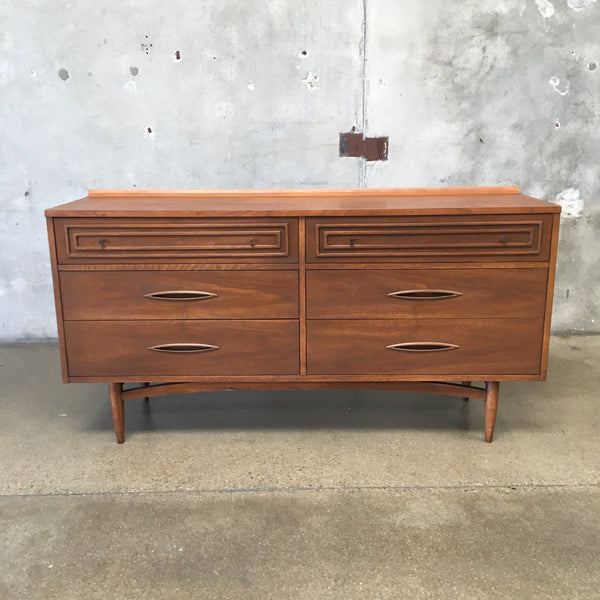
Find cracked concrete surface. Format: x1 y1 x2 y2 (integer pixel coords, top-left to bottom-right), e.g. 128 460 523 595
0 338 598 598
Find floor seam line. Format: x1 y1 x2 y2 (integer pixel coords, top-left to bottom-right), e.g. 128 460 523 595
2 482 599 499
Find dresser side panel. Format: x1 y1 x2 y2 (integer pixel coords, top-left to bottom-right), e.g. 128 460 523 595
46 217 69 382
540 212 561 379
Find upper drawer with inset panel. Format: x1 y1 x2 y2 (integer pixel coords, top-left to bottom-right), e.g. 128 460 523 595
306 215 553 263
307 268 547 319
60 270 299 320
54 218 299 264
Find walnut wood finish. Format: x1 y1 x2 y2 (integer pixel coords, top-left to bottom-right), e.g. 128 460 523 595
58 263 298 271
298 218 308 375
306 215 553 263
306 268 547 319
88 186 520 197
109 382 124 443
69 373 545 383
46 187 560 218
485 381 500 443
120 381 487 400
462 381 471 402
54 218 299 264
45 187 560 443
46 218 69 383
307 319 544 376
540 212 561 379
64 320 300 377
60 270 299 320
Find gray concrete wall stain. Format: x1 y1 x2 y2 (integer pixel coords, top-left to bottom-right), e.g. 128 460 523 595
365 0 600 334
0 0 598 339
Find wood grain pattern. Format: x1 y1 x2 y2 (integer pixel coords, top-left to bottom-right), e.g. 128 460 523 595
68 373 544 383
60 270 299 320
87 186 520 197
46 217 70 383
540 213 561 379
121 381 487 400
306 215 553 263
58 263 298 271
304 262 552 270
45 187 560 443
307 268 547 319
485 381 500 443
54 218 299 264
298 218 307 375
45 188 560 218
109 383 124 443
65 320 299 377
307 319 544 376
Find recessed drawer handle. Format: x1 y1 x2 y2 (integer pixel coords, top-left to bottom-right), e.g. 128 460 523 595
388 289 463 300
147 343 219 353
144 290 218 301
387 342 459 352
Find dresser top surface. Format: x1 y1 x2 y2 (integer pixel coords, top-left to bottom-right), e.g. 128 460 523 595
45 186 560 217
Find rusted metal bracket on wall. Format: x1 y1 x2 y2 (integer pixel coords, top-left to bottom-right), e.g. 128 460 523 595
339 131 389 161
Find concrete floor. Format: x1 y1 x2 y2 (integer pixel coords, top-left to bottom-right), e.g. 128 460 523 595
0 338 598 599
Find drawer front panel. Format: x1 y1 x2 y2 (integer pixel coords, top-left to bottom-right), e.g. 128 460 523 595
65 320 299 377
307 319 543 375
55 218 298 263
307 268 547 319
306 215 553 262
60 271 299 320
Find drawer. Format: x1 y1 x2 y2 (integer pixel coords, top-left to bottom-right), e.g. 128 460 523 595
307 268 547 319
65 320 299 377
307 319 543 375
60 270 299 320
54 218 298 264
306 215 553 262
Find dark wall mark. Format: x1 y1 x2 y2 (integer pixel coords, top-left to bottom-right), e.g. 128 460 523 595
589 62 597 71
174 50 181 60
340 131 389 161
130 66 139 76
147 127 153 134
58 68 69 81
141 35 153 55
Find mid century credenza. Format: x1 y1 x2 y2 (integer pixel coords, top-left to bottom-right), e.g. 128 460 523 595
45 187 560 443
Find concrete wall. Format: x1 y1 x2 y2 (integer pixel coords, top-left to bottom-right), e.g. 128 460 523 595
1 0 598 340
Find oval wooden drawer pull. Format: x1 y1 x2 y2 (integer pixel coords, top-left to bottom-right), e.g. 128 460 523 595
144 290 218 301
147 343 219 353
386 342 459 352
388 289 463 300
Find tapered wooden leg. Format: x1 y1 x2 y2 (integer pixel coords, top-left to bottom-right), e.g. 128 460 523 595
143 382 150 402
462 381 471 401
109 383 125 443
484 381 499 443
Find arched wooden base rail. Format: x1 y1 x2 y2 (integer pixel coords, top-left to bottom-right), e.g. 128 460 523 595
108 380 499 444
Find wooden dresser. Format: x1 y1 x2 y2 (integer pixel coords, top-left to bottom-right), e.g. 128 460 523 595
45 187 561 443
